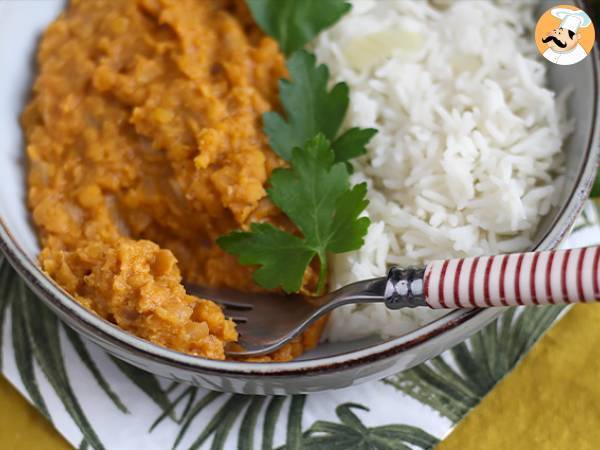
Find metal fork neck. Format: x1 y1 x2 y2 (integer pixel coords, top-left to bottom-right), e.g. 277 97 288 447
384 266 427 309
323 266 427 311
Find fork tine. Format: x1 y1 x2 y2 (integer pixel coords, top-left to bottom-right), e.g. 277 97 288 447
227 315 248 323
215 301 253 311
215 302 254 319
184 281 324 356
184 282 253 309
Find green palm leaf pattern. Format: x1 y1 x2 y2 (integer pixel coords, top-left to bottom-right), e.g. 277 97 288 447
204 396 251 450
171 390 222 448
238 396 266 450
384 306 565 422
12 281 50 419
262 396 287 450
285 395 306 450
284 403 439 450
64 326 129 414
109 355 173 417
150 385 197 431
160 390 438 450
0 257 13 371
20 284 106 449
165 392 307 449
186 395 250 449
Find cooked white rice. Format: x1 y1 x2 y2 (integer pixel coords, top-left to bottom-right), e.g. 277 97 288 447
314 0 572 341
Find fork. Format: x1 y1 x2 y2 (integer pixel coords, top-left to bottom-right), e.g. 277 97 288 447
185 246 600 357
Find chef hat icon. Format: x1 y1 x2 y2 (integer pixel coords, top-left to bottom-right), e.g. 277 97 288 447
551 7 592 33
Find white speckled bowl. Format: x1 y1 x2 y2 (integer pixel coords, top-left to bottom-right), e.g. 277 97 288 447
0 0 598 394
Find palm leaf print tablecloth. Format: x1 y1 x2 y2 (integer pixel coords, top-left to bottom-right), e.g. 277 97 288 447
1 201 599 450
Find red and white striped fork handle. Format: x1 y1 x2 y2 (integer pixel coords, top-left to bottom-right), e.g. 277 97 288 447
424 246 600 308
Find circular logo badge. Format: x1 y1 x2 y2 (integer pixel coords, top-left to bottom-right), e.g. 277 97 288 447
535 5 595 66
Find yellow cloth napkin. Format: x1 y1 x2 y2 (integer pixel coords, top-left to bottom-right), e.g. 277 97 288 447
0 375 68 449
2 304 600 449
440 304 600 450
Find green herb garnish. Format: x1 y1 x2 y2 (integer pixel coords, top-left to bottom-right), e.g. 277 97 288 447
246 0 351 56
218 134 370 294
263 50 377 167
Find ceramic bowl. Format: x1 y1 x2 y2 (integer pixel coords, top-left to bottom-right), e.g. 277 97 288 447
0 0 598 394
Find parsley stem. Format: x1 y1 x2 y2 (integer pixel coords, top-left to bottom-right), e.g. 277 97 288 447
316 252 328 295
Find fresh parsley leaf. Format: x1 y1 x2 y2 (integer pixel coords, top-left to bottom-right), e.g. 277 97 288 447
332 127 378 171
218 135 370 293
327 182 370 252
246 0 351 56
268 135 348 241
217 223 314 293
264 50 348 161
264 50 377 163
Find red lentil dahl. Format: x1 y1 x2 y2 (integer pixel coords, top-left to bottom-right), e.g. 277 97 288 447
22 0 326 361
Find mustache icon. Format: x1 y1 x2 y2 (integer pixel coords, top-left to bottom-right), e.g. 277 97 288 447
542 35 567 48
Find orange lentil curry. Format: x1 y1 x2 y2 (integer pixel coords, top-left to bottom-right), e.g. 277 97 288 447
22 0 326 361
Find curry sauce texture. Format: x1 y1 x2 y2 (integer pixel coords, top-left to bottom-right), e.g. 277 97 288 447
22 0 325 361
